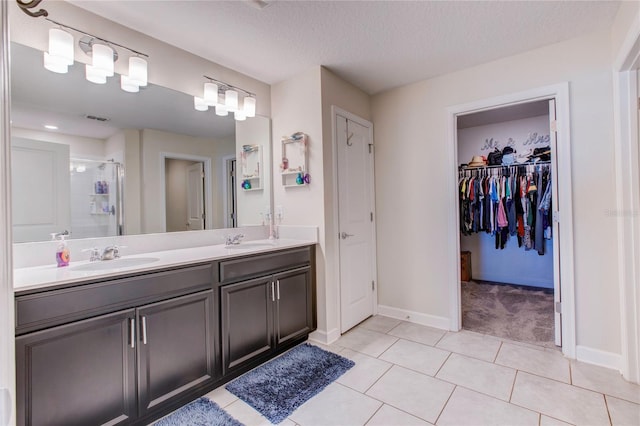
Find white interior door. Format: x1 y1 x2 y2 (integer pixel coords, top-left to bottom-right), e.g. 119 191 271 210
186 162 204 230
549 99 562 347
11 138 70 242
337 114 376 332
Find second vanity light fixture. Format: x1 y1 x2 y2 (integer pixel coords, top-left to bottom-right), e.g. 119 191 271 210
194 76 257 121
43 19 148 93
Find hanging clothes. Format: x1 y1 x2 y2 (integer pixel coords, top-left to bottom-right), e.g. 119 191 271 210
458 163 552 254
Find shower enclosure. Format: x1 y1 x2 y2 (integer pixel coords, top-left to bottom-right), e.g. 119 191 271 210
69 158 123 239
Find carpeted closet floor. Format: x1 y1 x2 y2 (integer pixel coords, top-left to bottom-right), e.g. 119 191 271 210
462 280 557 349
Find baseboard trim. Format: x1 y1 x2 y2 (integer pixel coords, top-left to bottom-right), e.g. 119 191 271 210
309 328 340 345
377 305 449 330
576 345 622 371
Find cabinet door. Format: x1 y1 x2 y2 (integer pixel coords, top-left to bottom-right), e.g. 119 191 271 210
137 290 216 416
221 277 274 375
16 309 136 426
275 266 313 346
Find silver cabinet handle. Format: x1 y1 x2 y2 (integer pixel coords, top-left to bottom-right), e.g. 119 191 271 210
129 318 135 349
340 232 354 239
142 316 148 345
276 280 280 300
271 282 275 302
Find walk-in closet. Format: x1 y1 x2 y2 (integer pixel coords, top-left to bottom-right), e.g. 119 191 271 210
456 100 559 349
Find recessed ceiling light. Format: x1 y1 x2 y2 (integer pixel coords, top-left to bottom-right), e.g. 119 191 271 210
44 124 58 130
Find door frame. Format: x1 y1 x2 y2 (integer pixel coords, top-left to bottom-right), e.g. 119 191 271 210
159 152 212 232
331 106 378 334
446 83 576 359
0 2 15 423
221 154 236 228
612 16 640 383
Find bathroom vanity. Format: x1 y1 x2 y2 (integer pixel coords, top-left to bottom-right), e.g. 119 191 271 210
13 242 316 426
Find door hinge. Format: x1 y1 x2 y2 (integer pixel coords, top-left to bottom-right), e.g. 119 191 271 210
230 170 235 177
555 302 562 314
552 211 560 223
202 213 206 220
201 172 205 178
368 144 373 154
370 212 373 222
550 120 558 132
372 280 375 291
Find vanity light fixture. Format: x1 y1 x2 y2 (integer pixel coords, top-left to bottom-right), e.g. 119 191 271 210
18 2 150 92
195 76 257 121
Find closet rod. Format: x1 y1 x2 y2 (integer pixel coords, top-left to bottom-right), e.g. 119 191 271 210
459 160 551 171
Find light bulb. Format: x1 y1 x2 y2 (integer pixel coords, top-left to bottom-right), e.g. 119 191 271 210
44 52 68 74
243 96 256 118
128 56 147 87
48 28 74 66
86 64 107 84
234 110 246 121
121 74 140 93
194 96 208 111
215 104 229 116
92 43 114 77
204 82 219 106
225 89 238 112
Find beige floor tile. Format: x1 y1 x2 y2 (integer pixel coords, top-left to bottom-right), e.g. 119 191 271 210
337 348 393 392
336 328 398 357
606 395 640 426
365 365 454 423
436 352 516 401
539 415 574 425
359 315 403 333
224 399 276 426
435 331 502 362
204 385 238 408
511 371 610 425
437 387 539 426
379 339 450 376
571 361 640 404
306 341 344 355
388 321 447 346
366 404 433 426
496 342 570 383
289 382 382 426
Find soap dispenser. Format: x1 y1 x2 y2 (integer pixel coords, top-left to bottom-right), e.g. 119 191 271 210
51 233 70 267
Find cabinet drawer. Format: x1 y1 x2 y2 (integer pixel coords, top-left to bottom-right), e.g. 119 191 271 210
219 247 311 284
16 263 213 334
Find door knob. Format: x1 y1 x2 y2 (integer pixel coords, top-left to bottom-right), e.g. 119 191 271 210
340 232 354 239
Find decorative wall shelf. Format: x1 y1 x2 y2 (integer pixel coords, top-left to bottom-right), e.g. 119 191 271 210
280 132 309 187
240 145 262 191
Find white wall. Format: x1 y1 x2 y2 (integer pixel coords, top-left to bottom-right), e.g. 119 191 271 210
372 30 621 357
272 66 371 341
11 127 105 158
140 128 234 233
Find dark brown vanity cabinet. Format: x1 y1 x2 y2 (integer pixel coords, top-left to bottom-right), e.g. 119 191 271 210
16 309 137 426
220 247 315 375
15 263 216 426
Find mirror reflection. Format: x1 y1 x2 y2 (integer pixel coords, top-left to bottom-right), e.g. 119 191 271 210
10 42 271 243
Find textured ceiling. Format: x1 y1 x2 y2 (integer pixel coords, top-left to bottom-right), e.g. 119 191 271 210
69 1 620 95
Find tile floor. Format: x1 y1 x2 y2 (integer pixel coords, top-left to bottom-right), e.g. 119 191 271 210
203 315 640 426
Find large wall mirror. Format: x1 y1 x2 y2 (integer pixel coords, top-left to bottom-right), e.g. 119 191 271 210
10 41 272 243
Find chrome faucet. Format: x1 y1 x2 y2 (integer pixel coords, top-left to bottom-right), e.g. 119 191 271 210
225 234 244 246
86 245 121 261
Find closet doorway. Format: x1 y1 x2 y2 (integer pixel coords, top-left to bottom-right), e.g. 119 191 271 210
447 84 576 357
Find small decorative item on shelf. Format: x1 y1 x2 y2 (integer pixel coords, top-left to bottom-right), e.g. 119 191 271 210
241 179 252 190
304 173 310 184
280 157 289 171
296 173 304 185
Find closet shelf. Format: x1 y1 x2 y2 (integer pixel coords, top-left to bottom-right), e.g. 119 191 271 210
459 160 551 171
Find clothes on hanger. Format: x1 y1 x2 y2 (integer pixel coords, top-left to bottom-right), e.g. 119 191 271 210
458 164 552 254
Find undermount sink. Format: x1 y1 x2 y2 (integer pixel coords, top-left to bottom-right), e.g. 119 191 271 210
71 257 161 272
224 242 276 250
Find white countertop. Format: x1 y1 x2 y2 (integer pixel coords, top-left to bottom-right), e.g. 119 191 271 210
14 238 316 293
